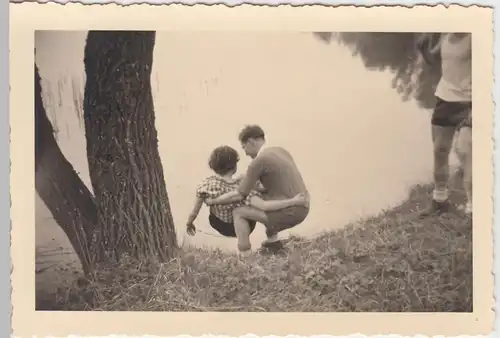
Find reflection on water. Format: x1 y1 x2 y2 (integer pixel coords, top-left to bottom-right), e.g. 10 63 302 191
35 31 456 263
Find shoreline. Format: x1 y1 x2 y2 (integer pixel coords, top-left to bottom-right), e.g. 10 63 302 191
36 177 472 312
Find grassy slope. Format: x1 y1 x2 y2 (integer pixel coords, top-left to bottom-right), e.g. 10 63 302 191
40 177 472 312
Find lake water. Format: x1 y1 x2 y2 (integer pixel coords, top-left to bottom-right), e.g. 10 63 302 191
35 31 458 279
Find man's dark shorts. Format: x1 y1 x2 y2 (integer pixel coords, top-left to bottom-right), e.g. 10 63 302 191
265 205 309 236
209 213 257 238
432 96 472 128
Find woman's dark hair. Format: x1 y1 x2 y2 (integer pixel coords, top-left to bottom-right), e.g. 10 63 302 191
238 124 265 143
208 146 240 175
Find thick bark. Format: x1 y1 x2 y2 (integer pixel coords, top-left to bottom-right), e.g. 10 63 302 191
83 31 178 262
35 63 98 275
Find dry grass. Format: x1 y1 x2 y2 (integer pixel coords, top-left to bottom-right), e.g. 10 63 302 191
37 180 472 312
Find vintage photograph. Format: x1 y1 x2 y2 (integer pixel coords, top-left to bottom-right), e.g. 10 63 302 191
34 29 474 312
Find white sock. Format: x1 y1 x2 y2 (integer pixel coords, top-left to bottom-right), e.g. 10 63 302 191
239 250 251 258
433 188 449 203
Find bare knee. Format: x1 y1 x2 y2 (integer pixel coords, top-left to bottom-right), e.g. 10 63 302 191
233 207 244 218
434 139 453 156
232 208 247 223
432 126 455 156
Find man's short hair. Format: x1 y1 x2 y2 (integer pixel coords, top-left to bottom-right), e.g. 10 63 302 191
208 145 240 176
238 124 265 143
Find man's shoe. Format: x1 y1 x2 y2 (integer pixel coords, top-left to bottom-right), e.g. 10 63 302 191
261 240 284 249
259 240 285 257
262 232 280 246
418 199 450 218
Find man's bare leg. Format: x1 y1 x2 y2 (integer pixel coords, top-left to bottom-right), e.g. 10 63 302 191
232 206 269 254
420 125 456 217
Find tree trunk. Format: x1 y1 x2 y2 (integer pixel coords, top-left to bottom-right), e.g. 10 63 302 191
35 63 98 275
83 31 178 262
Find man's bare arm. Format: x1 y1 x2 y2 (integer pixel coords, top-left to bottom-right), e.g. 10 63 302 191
237 174 266 193
206 190 244 205
249 194 308 211
238 156 265 197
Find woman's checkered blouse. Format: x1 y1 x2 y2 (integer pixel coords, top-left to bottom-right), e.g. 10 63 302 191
196 175 261 223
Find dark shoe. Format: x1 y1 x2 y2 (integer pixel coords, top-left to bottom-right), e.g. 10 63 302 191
419 199 450 218
265 229 277 238
259 240 285 256
261 240 284 250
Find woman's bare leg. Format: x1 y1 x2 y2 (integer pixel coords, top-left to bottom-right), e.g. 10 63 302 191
455 126 473 214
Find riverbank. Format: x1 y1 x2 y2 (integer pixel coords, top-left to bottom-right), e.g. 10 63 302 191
36 178 472 312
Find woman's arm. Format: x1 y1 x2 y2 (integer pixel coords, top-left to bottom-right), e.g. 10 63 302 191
186 196 204 225
248 194 308 211
206 190 244 205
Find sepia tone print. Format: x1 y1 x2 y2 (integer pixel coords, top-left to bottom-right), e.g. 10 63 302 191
35 30 473 312
9 3 495 337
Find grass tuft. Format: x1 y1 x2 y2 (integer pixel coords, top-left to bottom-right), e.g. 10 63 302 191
37 180 472 312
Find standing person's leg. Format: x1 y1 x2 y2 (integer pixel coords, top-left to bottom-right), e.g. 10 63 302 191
420 99 473 217
431 125 456 201
454 125 472 214
419 99 460 217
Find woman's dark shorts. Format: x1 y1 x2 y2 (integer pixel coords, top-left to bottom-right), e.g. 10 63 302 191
209 213 257 238
432 97 472 128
